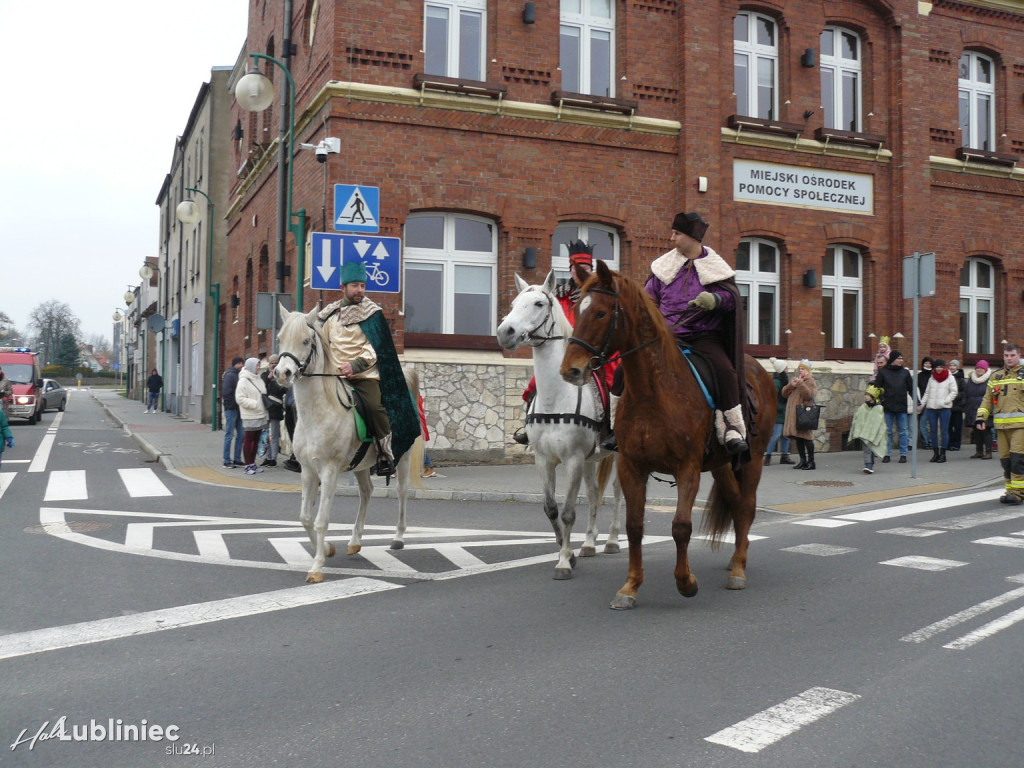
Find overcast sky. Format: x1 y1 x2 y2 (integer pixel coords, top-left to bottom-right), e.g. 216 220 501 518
0 0 248 347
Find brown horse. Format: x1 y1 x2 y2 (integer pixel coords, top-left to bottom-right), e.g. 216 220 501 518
560 260 775 610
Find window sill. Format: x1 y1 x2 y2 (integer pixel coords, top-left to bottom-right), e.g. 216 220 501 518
824 348 871 362
955 146 1018 169
727 114 804 140
551 90 638 117
412 73 507 102
814 127 885 150
404 332 502 351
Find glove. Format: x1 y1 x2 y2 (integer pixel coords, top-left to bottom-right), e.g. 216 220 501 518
4 437 12 448
975 421 986 431
688 291 719 311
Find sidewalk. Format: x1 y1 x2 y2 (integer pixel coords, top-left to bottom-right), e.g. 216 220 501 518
92 388 1004 514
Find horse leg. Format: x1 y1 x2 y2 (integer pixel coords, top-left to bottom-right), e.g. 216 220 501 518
552 456 585 578
391 450 411 551
604 458 623 555
670 474 702 599
713 462 758 590
306 464 340 583
348 469 374 555
610 456 648 610
537 457 575 578
579 461 600 558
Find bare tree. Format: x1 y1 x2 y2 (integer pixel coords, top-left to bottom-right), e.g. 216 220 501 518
28 301 81 364
85 332 113 360
0 310 25 347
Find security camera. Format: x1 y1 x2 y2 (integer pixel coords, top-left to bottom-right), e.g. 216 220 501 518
299 137 341 164
315 144 328 163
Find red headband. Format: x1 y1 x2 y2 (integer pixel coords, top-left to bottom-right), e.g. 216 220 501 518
569 253 593 266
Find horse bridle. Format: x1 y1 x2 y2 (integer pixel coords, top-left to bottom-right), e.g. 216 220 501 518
522 290 564 345
278 322 322 377
567 285 656 371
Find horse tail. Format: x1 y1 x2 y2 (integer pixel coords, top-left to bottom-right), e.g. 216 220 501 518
701 471 740 551
597 453 615 501
403 365 426 490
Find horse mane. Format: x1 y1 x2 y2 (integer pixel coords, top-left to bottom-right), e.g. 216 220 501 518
584 268 680 365
546 287 574 342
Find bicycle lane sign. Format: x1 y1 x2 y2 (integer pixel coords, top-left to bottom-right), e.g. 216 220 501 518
309 232 402 293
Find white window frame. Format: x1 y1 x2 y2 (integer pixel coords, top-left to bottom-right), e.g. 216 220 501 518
424 0 486 81
820 26 862 132
958 51 996 151
821 245 863 349
733 11 778 120
735 238 780 345
403 212 498 336
550 222 620 283
560 0 615 98
960 257 995 354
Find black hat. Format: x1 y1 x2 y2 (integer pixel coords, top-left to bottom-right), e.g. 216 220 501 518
932 358 947 368
232 356 244 366
671 212 708 242
566 239 594 268
888 349 903 364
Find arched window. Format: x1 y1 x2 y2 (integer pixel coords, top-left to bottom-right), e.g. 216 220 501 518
821 245 863 349
404 212 497 336
560 0 615 98
959 52 995 151
960 258 995 354
424 0 486 81
735 238 780 345
733 12 778 120
820 27 862 132
550 222 619 283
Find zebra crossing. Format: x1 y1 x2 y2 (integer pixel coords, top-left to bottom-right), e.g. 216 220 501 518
41 467 172 501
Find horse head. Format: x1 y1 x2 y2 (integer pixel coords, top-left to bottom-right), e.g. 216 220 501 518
274 303 322 385
561 260 625 386
496 270 567 350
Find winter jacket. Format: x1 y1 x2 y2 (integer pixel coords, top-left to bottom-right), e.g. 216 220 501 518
221 366 241 411
951 370 966 412
782 373 818 440
964 368 991 425
978 363 1024 429
871 364 913 414
261 371 286 421
773 372 788 424
146 373 163 393
644 246 736 336
919 372 958 410
235 368 268 425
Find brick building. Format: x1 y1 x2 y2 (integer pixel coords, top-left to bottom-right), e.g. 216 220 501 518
220 0 1024 458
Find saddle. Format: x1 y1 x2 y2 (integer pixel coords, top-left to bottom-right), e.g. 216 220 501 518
332 379 377 472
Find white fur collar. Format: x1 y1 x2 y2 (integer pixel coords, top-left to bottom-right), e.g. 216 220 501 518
650 246 735 285
970 368 991 384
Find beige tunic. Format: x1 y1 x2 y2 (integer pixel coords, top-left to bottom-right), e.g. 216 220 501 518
320 298 381 381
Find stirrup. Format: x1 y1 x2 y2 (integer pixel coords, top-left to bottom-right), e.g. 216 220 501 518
513 427 529 445
601 433 618 452
725 437 748 455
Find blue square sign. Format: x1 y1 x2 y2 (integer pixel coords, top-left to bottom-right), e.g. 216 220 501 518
310 232 401 293
333 185 379 233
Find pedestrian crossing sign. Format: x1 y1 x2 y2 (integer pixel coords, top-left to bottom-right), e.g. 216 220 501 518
334 184 379 234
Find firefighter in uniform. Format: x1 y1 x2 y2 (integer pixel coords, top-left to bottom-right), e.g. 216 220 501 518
976 343 1024 505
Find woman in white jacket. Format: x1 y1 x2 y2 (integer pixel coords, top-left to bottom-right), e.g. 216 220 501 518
916 357 958 463
235 357 268 474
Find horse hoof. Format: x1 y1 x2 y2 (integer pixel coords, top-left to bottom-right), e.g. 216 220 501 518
677 578 699 598
390 541 404 551
347 544 361 556
325 543 336 558
603 542 621 555
727 575 747 590
553 567 573 580
306 572 324 584
579 545 596 558
610 593 637 610
569 553 578 569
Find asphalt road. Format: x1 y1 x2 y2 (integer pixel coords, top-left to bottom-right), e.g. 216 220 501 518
2 396 1022 767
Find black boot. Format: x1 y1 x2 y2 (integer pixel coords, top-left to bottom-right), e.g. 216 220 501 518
779 453 795 465
601 433 618 452
937 449 946 463
929 447 940 463
763 454 772 466
801 446 816 470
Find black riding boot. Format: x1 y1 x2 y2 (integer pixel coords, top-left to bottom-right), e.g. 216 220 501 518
794 443 808 470
801 443 816 470
929 446 940 463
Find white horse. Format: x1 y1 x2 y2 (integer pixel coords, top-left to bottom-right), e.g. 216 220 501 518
274 304 423 583
496 271 622 579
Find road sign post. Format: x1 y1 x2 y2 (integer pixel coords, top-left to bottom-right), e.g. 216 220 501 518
904 251 936 479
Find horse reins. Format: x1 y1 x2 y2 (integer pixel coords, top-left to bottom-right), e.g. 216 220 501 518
567 286 656 371
523 290 564 345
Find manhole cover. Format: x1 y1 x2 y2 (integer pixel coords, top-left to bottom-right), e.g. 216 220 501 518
800 480 855 488
24 521 112 534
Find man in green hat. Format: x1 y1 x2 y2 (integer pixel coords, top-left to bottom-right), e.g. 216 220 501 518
318 260 418 476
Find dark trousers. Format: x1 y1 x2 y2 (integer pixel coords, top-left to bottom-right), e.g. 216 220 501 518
677 333 740 411
795 437 815 463
350 378 390 438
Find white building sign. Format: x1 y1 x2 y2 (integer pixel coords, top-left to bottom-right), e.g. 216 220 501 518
733 160 873 215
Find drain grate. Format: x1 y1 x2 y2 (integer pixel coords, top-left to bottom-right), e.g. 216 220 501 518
800 480 855 488
24 521 112 534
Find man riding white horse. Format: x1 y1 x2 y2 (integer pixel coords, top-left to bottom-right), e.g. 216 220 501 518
514 240 619 447
318 260 419 476
646 211 749 455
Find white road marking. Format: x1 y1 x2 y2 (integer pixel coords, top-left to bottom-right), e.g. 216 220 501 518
781 543 858 556
693 532 768 543
974 535 1024 550
901 584 1024 643
879 555 967 572
834 491 1000 522
705 687 860 753
878 527 944 538
0 471 14 501
28 412 63 473
0 577 401 662
793 519 856 528
118 467 172 497
921 509 1024 530
44 470 87 501
943 605 1024 650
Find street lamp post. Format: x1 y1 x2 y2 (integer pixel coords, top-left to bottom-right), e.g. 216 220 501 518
112 309 126 392
235 53 308 314
177 188 221 431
